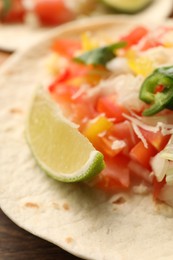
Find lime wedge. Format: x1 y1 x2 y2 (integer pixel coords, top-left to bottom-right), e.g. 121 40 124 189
26 89 104 182
102 0 152 13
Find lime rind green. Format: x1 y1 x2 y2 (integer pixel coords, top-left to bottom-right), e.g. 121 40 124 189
102 0 152 13
26 88 105 183
40 151 105 183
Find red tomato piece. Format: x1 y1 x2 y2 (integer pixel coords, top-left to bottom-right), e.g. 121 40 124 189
109 121 139 151
71 101 97 127
1 0 26 23
139 128 170 151
121 26 149 48
128 160 153 184
130 141 157 169
52 39 81 58
154 84 165 93
96 155 130 192
96 95 128 123
153 176 166 199
139 39 162 51
33 0 75 26
49 69 70 93
49 63 93 93
50 83 78 103
95 136 125 158
67 62 93 78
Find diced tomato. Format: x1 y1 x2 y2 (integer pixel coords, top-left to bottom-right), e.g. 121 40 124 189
96 155 130 192
33 0 75 26
153 176 166 199
154 84 165 93
96 135 125 158
48 63 102 120
121 26 149 48
1 0 26 23
50 83 78 103
130 141 157 169
48 69 78 103
75 62 93 78
67 62 93 78
52 39 81 58
96 95 128 123
49 63 93 92
139 39 162 51
71 101 97 127
49 69 70 93
139 128 170 151
128 160 153 183
109 121 139 151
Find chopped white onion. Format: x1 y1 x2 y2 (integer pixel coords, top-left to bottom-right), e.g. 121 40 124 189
166 174 173 185
111 140 126 150
87 74 145 112
106 57 130 74
132 123 148 148
124 113 173 135
151 153 169 182
151 135 173 185
160 147 173 161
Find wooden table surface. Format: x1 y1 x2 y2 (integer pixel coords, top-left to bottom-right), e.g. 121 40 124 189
0 210 81 260
1 9 173 258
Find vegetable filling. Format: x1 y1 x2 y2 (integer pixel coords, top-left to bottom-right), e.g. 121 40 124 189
47 25 173 207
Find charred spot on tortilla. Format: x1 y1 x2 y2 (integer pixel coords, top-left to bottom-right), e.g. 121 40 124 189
62 202 70 211
9 107 23 114
4 69 17 76
5 126 14 132
24 202 39 209
65 237 74 244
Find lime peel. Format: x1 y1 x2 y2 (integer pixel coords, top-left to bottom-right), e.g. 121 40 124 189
42 151 105 182
102 0 152 13
26 88 105 183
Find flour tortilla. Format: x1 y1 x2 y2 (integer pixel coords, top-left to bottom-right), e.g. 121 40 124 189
0 24 48 51
1 17 173 260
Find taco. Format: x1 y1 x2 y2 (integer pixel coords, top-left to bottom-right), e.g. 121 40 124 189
1 17 173 260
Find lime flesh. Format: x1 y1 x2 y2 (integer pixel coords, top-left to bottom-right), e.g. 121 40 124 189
26 89 104 182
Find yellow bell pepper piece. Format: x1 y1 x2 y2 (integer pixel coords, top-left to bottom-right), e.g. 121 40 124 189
83 115 113 143
81 32 98 51
126 50 154 77
163 42 173 48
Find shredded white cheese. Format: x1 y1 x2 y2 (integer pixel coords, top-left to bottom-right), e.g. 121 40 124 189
132 123 148 148
111 140 126 150
124 113 173 135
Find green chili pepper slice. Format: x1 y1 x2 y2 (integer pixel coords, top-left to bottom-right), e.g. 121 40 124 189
139 66 173 116
74 41 127 66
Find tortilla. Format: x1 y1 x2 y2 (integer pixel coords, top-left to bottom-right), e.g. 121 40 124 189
0 24 48 51
1 17 173 260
